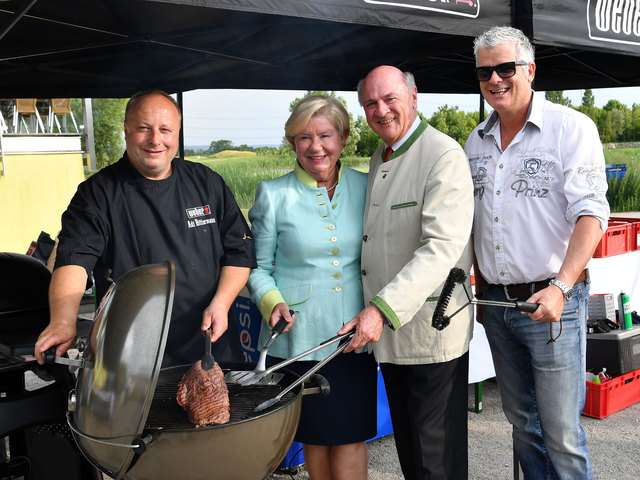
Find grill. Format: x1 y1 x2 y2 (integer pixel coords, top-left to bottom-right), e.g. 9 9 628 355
63 262 316 480
145 365 298 430
0 252 102 479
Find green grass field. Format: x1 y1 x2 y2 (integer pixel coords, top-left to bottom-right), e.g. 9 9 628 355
604 147 640 171
188 147 640 213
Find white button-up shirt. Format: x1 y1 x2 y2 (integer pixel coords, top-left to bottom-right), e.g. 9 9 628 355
465 93 610 285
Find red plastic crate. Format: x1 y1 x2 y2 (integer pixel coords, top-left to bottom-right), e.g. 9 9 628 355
593 221 632 257
609 217 640 251
583 368 640 418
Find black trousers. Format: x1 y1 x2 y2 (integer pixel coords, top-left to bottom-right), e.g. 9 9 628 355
380 352 469 480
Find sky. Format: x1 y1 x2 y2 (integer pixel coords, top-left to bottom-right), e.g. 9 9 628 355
181 87 640 148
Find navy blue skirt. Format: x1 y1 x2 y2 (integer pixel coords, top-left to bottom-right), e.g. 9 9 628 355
271 351 378 446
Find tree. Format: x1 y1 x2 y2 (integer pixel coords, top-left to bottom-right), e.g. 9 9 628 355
255 146 279 155
545 91 572 106
283 91 360 156
92 98 127 169
581 89 595 108
598 100 630 142
236 143 255 152
208 139 233 154
603 99 627 112
427 105 479 147
354 115 380 157
632 104 640 141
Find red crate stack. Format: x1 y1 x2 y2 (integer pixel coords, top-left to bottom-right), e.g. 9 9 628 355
583 369 640 419
593 220 635 257
608 217 640 251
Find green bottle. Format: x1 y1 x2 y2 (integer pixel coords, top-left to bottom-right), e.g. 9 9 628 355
620 291 632 330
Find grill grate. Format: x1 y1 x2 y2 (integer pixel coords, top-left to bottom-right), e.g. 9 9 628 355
145 365 297 429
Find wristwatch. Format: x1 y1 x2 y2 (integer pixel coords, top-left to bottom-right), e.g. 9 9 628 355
549 278 573 301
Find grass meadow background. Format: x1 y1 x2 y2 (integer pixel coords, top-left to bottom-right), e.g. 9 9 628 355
188 147 640 214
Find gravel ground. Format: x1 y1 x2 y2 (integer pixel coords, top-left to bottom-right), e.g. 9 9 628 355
268 378 640 480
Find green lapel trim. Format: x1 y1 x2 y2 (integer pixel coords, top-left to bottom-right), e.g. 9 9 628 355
294 160 343 187
389 119 428 160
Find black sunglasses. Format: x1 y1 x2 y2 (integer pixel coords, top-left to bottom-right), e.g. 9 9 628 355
475 61 528 82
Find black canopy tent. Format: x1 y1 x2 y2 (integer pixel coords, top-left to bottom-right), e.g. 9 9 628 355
1 0 640 99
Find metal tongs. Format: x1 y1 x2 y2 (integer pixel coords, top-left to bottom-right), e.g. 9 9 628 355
224 316 289 385
253 330 354 412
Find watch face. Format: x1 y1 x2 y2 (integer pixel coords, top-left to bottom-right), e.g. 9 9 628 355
565 289 574 300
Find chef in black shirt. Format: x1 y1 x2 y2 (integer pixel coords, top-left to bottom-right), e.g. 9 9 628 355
35 89 256 366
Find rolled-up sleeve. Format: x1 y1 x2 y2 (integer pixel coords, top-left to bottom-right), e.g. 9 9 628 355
562 113 610 233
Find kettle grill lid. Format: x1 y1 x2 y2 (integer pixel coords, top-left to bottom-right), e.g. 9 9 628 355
71 261 175 478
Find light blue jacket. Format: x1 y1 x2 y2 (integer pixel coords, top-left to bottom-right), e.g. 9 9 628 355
247 162 367 360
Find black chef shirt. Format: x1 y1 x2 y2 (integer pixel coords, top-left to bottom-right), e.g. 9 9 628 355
55 154 256 363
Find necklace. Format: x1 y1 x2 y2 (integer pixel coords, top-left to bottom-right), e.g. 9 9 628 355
326 180 338 192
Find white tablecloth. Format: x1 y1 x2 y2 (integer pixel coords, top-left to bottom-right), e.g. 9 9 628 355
469 319 495 383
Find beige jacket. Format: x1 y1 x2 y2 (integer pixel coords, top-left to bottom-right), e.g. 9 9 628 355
362 120 475 364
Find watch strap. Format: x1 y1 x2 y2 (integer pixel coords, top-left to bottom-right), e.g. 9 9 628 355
549 278 572 300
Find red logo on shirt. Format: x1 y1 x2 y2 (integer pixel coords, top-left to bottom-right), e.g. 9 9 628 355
186 205 211 219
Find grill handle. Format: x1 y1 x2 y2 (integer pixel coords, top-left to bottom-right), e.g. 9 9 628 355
66 411 154 450
302 373 330 397
43 347 91 370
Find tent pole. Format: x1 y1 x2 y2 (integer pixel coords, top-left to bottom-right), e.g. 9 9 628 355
82 98 96 172
0 0 38 42
177 91 185 159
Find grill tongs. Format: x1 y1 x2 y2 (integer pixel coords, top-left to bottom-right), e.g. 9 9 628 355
253 330 354 412
225 316 289 385
432 268 539 331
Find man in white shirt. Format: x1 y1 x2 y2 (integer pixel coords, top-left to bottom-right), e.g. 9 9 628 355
465 26 609 479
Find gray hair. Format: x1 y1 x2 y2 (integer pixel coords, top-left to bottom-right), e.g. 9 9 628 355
473 26 535 66
356 69 417 106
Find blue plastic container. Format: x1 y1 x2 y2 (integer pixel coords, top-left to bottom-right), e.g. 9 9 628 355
606 164 626 179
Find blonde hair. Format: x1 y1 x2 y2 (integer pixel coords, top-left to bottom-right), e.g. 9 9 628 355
285 95 350 148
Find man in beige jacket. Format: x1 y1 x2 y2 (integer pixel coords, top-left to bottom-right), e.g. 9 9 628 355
340 66 474 479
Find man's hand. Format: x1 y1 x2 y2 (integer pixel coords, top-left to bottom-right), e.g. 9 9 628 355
527 286 564 323
201 301 229 342
35 265 86 364
35 322 76 364
201 265 251 342
338 304 386 353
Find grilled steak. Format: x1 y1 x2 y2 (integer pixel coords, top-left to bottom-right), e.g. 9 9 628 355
176 360 230 427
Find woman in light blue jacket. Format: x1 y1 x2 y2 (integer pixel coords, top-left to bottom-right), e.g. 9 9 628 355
247 95 377 480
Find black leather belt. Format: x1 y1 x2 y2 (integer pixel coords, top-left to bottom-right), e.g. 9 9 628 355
488 269 588 300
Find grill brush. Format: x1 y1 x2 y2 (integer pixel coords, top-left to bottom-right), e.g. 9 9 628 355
431 268 539 330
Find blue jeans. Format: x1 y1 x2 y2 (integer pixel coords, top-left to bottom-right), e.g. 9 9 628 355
482 279 592 480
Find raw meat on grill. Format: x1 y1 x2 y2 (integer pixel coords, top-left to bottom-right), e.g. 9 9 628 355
176 360 230 427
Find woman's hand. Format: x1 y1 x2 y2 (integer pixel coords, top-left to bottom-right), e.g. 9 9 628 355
271 303 296 333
